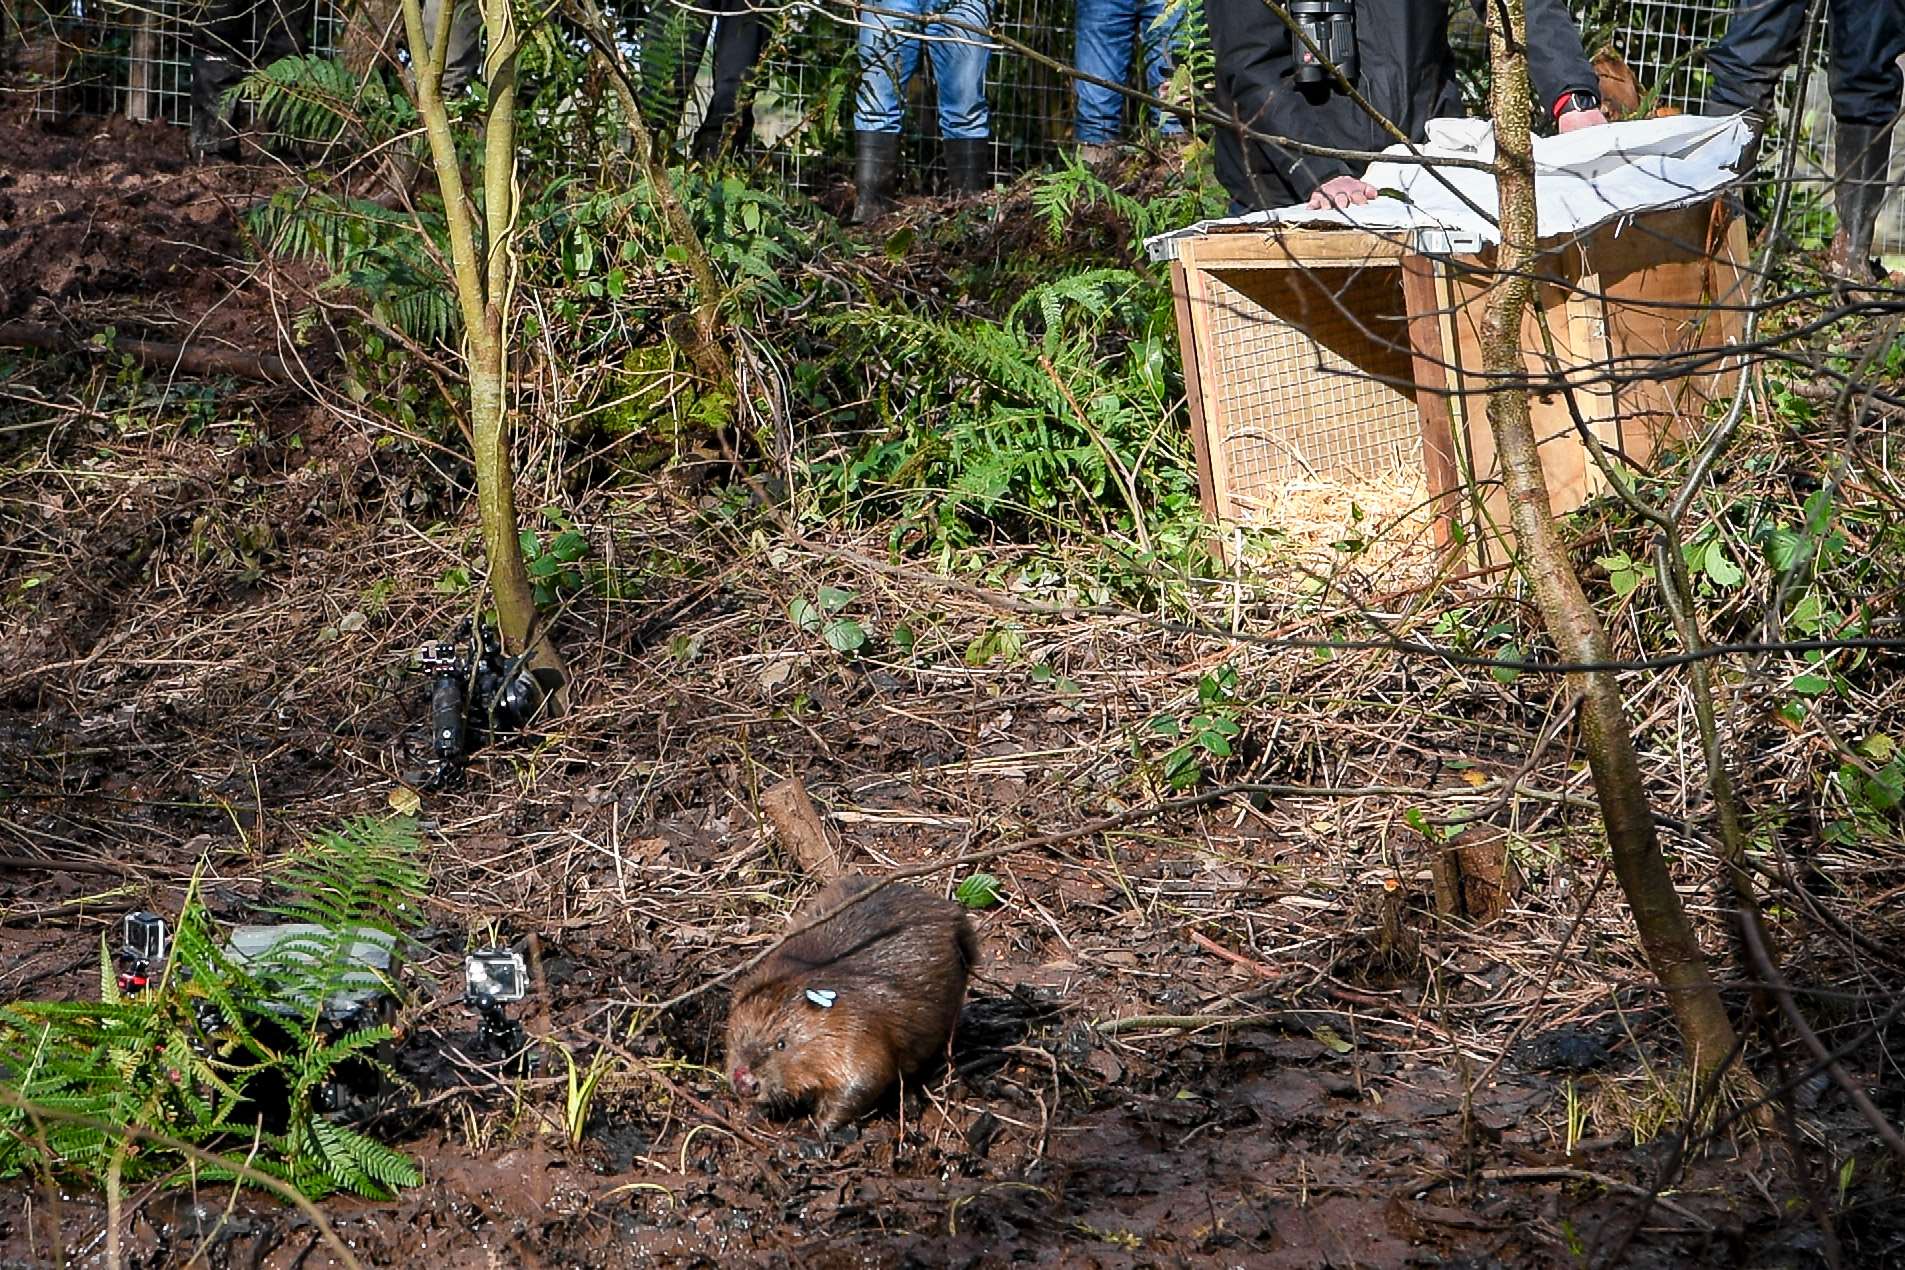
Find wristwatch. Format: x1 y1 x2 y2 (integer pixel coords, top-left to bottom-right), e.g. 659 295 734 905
1554 89 1602 119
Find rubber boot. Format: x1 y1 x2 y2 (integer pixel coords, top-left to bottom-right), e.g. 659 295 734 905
189 56 241 159
944 137 991 197
689 106 753 163
1826 121 1896 284
852 130 902 224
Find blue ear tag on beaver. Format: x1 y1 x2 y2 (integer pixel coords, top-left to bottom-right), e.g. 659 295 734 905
804 988 837 1009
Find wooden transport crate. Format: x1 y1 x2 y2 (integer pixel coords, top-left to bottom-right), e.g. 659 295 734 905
1168 203 1750 562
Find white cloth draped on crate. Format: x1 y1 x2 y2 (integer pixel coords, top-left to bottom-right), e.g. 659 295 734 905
1145 113 1755 259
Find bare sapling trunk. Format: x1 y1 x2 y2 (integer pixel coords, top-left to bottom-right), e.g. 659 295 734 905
398 0 566 693
1481 0 1736 1077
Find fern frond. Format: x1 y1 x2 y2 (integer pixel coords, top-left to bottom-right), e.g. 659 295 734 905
235 54 416 148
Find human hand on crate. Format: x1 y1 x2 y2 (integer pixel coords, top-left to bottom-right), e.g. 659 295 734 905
1307 175 1381 210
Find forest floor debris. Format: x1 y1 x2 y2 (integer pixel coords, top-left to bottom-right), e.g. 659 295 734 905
1 101 1902 1268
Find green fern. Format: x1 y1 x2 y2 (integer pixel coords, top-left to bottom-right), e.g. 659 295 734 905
246 192 460 345
235 54 417 149
0 817 428 1201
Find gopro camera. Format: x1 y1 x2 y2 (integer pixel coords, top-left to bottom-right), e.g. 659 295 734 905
1290 0 1357 88
465 948 527 1006
123 911 168 964
117 911 169 994
465 947 533 1074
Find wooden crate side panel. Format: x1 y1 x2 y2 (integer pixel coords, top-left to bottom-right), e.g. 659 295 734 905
1180 263 1420 523
1176 241 1242 528
1400 253 1462 549
1170 258 1222 527
1443 261 1596 539
1587 204 1747 467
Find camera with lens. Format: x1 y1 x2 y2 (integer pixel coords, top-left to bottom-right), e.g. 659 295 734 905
417 619 543 786
1290 0 1357 88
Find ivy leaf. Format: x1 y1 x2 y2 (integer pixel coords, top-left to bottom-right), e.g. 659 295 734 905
820 617 866 653
1702 539 1744 589
1763 527 1807 573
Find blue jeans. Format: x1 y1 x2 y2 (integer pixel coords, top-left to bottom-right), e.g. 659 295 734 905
1073 0 1185 144
854 0 992 139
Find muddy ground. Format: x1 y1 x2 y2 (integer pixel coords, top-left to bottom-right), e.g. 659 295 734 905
2 101 1903 1269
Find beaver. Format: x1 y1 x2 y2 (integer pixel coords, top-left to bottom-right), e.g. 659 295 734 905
724 875 978 1131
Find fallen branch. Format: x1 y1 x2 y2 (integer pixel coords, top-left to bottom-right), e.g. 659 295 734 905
0 321 293 383
1092 1011 1289 1036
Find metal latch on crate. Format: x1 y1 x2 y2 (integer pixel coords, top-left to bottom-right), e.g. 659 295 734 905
1412 227 1486 256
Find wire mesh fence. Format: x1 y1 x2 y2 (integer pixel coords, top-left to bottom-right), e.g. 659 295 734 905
1581 0 1904 256
3 0 1899 253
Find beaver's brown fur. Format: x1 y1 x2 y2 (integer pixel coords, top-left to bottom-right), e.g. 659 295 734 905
723 876 978 1131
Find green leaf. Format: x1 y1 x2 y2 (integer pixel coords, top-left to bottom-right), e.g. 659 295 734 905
1702 539 1744 588
1596 552 1651 598
788 596 821 633
549 530 588 563
1763 527 1807 573
1198 730 1233 758
817 585 856 614
954 873 1003 909
820 617 866 653
1791 673 1831 696
1491 645 1523 686
1311 1025 1354 1054
1163 745 1201 790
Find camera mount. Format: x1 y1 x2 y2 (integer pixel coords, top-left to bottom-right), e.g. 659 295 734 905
417 618 543 787
465 947 534 1075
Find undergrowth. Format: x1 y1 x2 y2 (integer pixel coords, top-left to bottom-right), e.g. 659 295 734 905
238 42 1226 587
0 816 426 1200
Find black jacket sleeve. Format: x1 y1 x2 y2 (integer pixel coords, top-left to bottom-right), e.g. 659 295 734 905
1205 0 1356 198
1499 0 1602 119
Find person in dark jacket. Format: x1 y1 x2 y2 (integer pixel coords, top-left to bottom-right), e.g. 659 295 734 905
1204 0 1608 214
1704 0 1903 279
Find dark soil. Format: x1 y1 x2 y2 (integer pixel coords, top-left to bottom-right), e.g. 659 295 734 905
1 101 1902 1270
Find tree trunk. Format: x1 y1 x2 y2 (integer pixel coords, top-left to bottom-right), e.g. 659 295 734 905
1482 0 1737 1078
398 0 565 688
